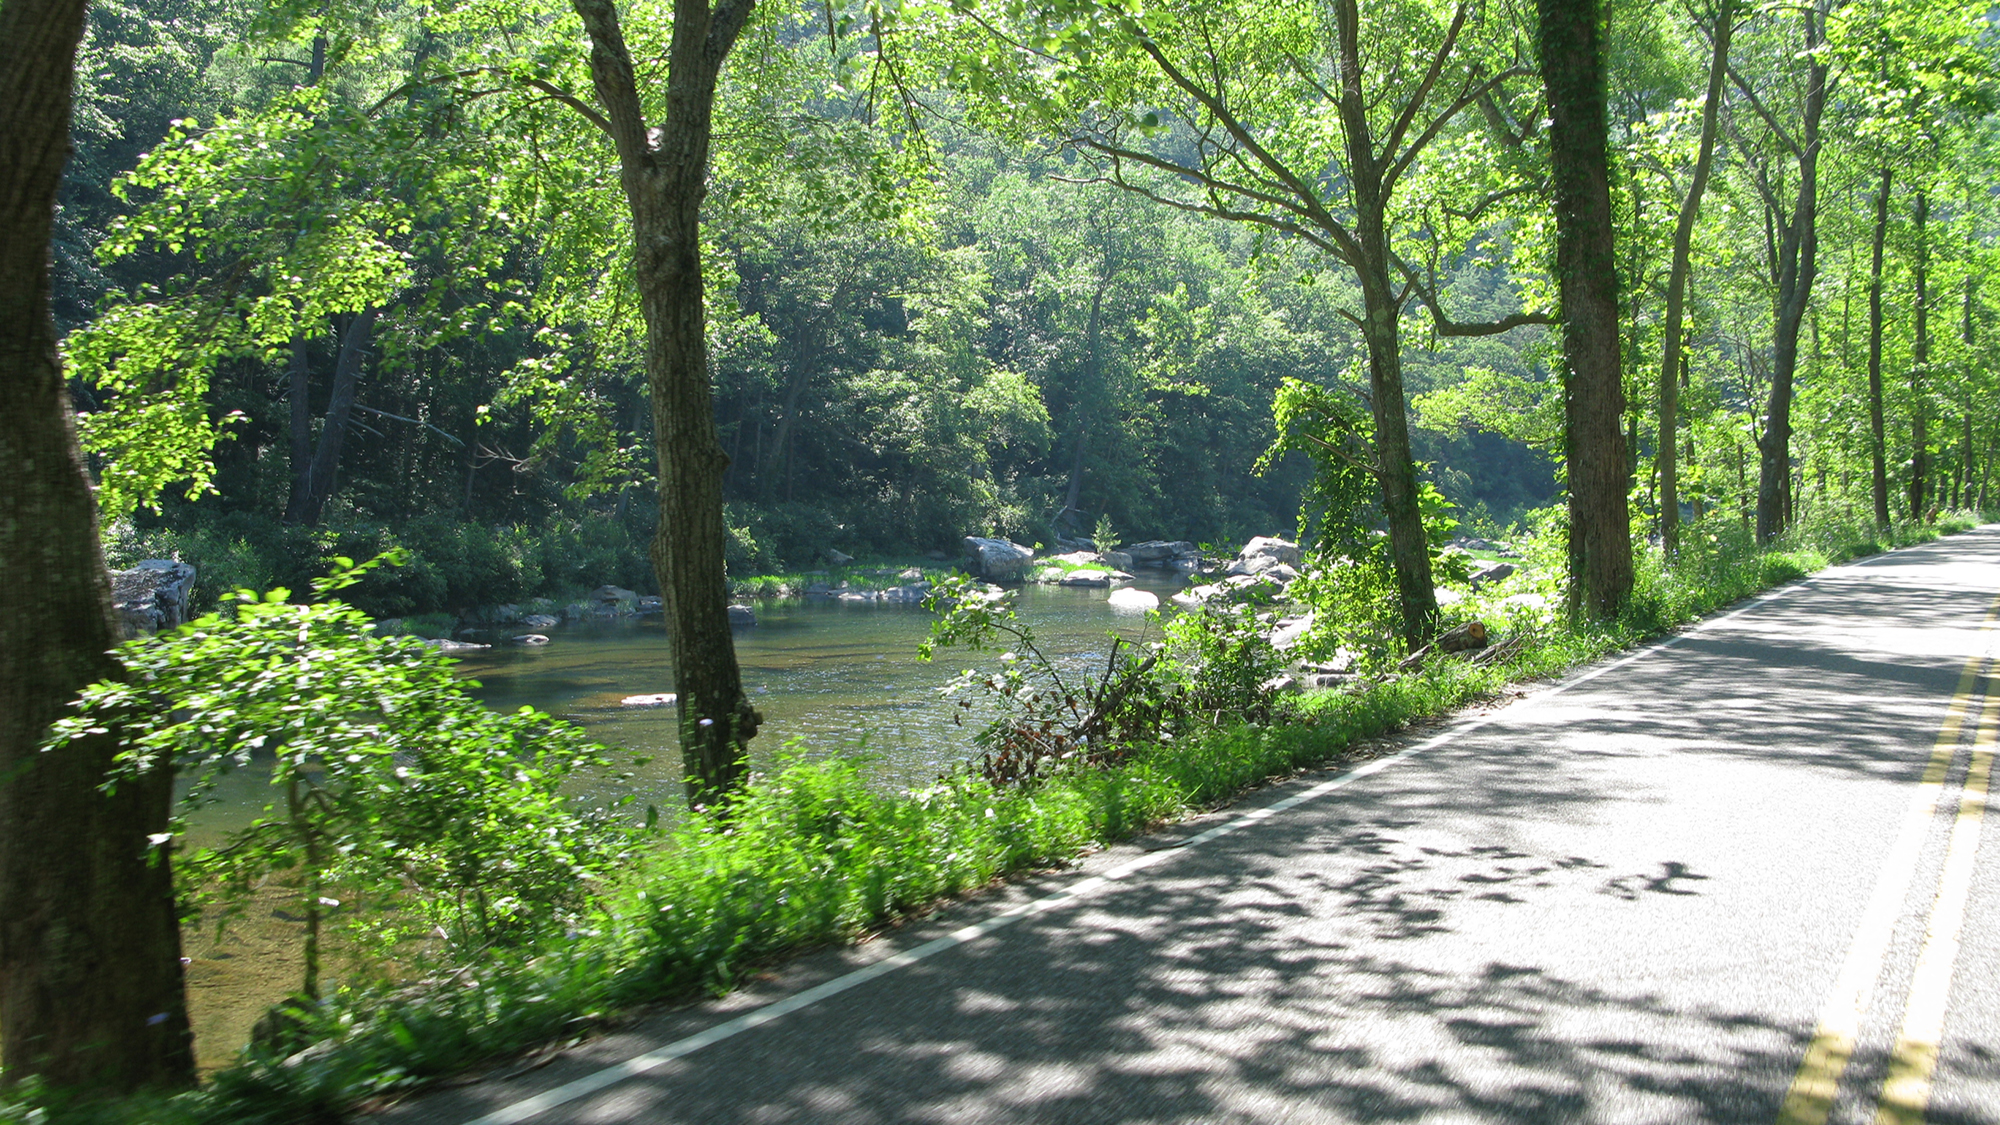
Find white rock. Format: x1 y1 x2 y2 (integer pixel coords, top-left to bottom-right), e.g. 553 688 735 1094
963 536 1035 580
1107 588 1159 613
1238 536 1302 568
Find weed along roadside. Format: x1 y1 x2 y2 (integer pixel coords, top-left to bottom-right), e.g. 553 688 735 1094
2 513 1989 1125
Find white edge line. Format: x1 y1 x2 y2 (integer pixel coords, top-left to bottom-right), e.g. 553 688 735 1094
460 562 1864 1125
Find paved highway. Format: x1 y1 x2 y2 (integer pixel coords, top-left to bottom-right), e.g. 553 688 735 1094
391 526 2000 1124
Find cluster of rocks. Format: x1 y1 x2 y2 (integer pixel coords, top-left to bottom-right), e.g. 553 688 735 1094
1171 537 1302 609
962 535 1202 585
803 569 933 604
1029 551 1136 588
1113 540 1205 576
1451 536 1521 557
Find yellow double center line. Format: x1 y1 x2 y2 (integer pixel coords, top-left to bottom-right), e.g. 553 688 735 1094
1776 600 2000 1125
1873 684 1999 1125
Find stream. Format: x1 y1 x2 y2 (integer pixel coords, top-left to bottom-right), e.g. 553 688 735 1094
451 576 1186 795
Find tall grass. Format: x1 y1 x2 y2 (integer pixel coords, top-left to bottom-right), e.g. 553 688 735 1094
6 511 1990 1124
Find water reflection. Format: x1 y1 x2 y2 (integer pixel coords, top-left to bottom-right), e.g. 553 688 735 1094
451 577 1186 798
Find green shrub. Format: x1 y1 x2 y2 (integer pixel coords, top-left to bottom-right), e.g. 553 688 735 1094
47 560 628 1008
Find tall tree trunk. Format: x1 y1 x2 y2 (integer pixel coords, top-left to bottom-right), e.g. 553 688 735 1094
573 0 759 806
287 333 312 497
1539 0 1633 620
1960 260 1977 512
1335 0 1437 647
1658 0 1732 558
1752 0 1827 543
283 308 378 527
0 0 193 1090
1059 286 1107 531
1909 191 1930 519
1867 168 1892 527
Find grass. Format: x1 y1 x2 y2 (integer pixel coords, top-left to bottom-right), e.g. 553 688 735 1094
5 510 1990 1124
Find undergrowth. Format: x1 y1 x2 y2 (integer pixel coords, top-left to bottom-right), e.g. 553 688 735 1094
4 511 1989 1124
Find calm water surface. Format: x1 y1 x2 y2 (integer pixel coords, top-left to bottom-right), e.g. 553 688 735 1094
450 577 1186 798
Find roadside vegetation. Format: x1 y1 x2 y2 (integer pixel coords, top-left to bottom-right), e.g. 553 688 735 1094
6 0 2000 1110
3 509 1984 1125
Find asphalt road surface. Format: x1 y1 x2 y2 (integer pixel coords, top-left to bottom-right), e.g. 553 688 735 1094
391 526 2000 1125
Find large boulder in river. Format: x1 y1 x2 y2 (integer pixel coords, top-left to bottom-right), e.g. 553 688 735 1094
1122 540 1198 566
110 559 196 637
591 585 638 614
963 536 1035 581
1226 536 1301 576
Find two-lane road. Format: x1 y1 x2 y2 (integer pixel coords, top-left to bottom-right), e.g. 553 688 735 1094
394 526 2000 1124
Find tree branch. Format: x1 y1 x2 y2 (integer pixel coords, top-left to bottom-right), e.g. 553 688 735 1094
570 0 652 171
1393 254 1556 336
1380 0 1470 165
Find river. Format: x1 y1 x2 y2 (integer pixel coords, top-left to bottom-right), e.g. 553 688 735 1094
180 575 1185 1067
450 576 1185 796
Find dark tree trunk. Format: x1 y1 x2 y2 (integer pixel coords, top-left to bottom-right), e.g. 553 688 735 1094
1335 0 1438 647
1909 191 1930 519
287 332 312 492
1539 0 1633 620
573 0 759 806
1658 0 1731 558
1059 286 1107 531
0 0 194 1090
1960 266 1977 511
284 308 378 527
1867 168 1892 527
1752 1 1827 543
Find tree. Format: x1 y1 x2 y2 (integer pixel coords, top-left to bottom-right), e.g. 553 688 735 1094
1656 0 1733 557
1539 0 1633 618
1726 0 1830 542
931 0 1555 647
0 0 194 1090
568 0 763 804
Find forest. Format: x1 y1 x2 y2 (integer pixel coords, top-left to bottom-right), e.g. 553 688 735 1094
2 0 1998 1113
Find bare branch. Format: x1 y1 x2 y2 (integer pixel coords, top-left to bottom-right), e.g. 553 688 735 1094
1394 254 1556 336
1380 0 1471 165
1130 34 1355 253
1724 65 1800 158
1384 64 1533 196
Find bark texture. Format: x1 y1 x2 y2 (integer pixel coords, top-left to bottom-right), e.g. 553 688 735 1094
1750 1 1827 543
1867 168 1891 527
1539 0 1633 620
1334 0 1438 646
572 0 760 805
1908 191 1929 519
1657 0 1731 558
0 0 194 1089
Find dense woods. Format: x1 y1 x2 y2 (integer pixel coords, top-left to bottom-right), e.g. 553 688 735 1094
3 0 1998 1102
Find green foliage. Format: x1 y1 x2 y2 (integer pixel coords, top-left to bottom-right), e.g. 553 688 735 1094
1157 602 1290 721
1260 379 1471 663
12 514 1988 1119
46 560 626 1001
107 510 655 618
920 575 1173 784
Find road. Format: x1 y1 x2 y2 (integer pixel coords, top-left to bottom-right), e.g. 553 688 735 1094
392 526 2000 1125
